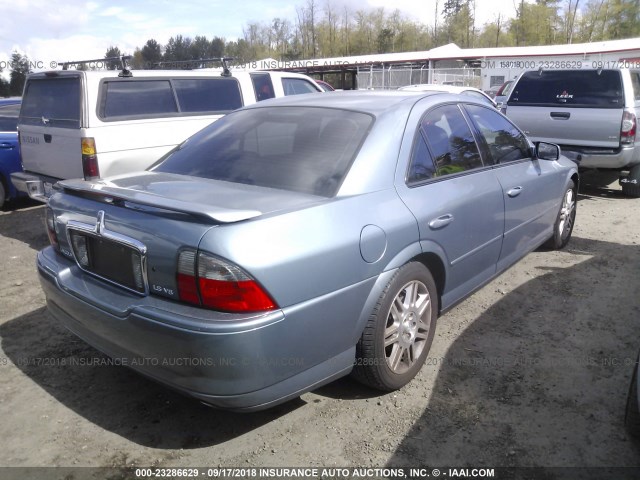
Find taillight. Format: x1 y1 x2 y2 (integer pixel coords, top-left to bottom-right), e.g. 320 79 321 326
175 250 277 313
45 208 59 251
621 110 637 145
81 137 100 179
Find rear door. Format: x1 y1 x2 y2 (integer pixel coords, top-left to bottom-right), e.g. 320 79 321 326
506 70 624 148
19 73 84 180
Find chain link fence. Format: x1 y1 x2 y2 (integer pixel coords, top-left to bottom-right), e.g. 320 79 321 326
356 65 481 90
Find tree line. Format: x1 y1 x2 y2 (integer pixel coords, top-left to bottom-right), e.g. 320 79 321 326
2 0 639 96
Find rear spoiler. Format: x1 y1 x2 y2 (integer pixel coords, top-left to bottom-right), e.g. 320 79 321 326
57 179 262 224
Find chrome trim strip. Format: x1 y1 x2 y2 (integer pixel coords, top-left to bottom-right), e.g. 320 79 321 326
65 214 149 296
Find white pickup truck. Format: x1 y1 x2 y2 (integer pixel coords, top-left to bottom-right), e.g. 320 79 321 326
12 61 323 201
505 68 640 196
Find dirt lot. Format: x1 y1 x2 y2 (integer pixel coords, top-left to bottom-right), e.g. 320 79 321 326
0 183 639 474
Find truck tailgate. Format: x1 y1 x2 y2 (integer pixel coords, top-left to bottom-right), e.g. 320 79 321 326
507 106 623 149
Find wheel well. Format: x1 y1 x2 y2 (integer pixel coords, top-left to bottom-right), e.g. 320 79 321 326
413 252 445 312
571 172 579 192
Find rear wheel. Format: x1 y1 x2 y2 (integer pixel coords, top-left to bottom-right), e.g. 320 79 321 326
621 164 640 198
0 180 5 209
353 262 438 391
545 180 576 250
625 356 640 437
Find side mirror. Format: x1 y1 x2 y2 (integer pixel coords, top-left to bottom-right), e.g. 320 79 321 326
535 142 560 161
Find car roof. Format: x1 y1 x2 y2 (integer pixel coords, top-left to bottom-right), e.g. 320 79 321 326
399 84 484 94
240 90 443 116
27 69 315 80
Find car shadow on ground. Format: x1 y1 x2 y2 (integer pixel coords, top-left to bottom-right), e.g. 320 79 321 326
0 307 305 449
384 236 640 468
0 200 48 251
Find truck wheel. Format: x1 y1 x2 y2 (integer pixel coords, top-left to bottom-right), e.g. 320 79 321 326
0 181 5 209
353 262 438 391
622 165 640 197
621 182 640 198
545 180 576 250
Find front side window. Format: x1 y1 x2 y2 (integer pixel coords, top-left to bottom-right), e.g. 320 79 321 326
173 78 242 112
465 104 531 164
251 73 275 101
152 106 373 197
103 80 178 118
282 78 320 96
420 104 483 177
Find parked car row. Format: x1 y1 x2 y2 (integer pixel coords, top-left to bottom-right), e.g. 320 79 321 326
0 97 26 208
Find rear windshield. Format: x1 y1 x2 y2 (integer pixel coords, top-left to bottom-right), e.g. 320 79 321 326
152 106 373 197
100 77 243 120
0 103 20 132
20 77 81 128
508 70 624 108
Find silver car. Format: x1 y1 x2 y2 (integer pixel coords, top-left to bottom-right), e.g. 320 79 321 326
38 91 578 411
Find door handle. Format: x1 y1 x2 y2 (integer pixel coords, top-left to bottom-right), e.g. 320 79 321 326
550 112 570 120
507 186 523 197
428 214 454 230
0 143 14 149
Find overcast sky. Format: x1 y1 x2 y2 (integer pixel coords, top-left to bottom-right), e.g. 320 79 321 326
0 0 516 71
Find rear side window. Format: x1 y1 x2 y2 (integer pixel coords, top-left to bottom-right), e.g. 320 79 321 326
20 77 81 128
421 104 483 177
0 103 20 132
509 70 623 108
282 78 320 96
100 77 243 120
152 106 373 197
103 80 178 118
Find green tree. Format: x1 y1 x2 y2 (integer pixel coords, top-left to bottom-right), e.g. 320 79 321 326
141 39 162 67
104 46 122 70
9 52 30 96
164 35 194 63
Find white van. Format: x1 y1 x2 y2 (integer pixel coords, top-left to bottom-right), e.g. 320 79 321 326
12 65 322 201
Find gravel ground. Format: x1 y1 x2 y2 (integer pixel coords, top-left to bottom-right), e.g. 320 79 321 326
0 183 639 476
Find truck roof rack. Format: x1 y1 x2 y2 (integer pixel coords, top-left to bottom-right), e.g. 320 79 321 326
58 55 133 77
149 57 235 77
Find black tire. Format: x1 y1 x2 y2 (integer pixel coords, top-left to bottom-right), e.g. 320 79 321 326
544 180 576 250
0 180 5 210
625 357 640 437
621 182 640 198
353 262 438 391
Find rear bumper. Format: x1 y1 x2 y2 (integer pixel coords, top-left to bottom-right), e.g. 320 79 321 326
37 247 356 411
10 171 57 202
560 144 639 170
